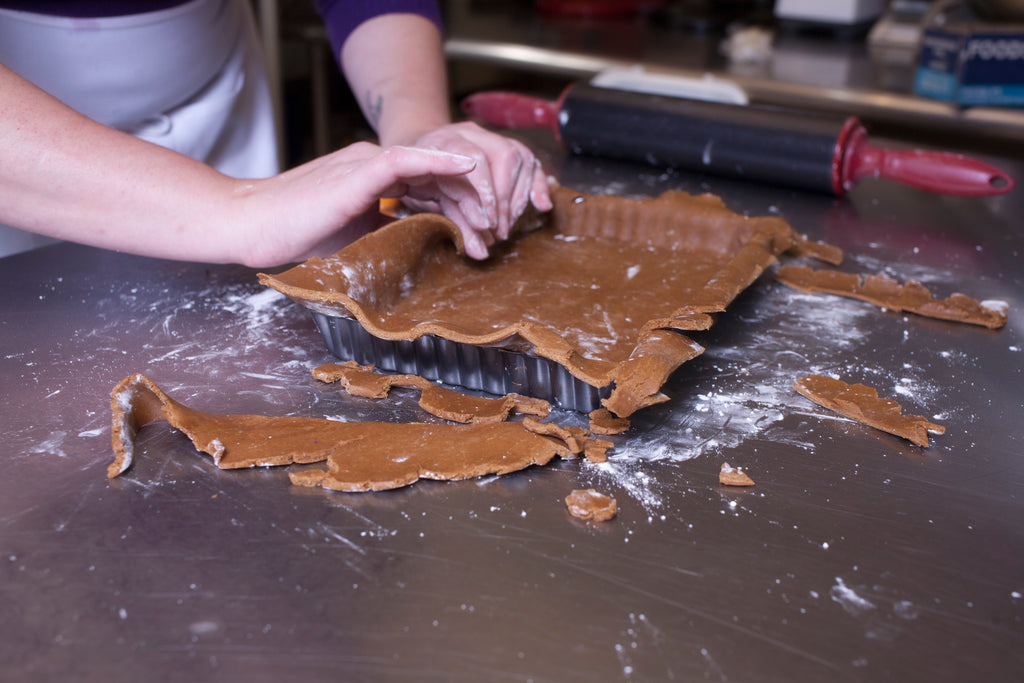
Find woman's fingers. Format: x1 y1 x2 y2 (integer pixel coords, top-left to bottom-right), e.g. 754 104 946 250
344 145 501 260
246 144 477 266
269 133 548 265
358 145 476 199
408 123 553 250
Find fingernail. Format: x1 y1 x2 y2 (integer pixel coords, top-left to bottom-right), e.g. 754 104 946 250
468 240 488 260
436 150 477 169
396 146 476 170
465 202 490 231
461 230 484 259
531 189 553 211
450 153 477 169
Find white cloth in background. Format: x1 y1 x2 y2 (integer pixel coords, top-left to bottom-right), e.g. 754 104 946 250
0 0 279 258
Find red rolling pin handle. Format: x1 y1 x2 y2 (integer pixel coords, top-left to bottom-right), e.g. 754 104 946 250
460 91 562 136
834 118 1014 197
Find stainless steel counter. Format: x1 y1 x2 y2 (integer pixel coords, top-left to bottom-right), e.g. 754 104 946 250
2 136 1023 681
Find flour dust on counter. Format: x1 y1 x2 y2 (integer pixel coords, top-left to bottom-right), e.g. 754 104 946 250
144 285 321 394
570 247 993 510
603 287 875 462
4 264 338 490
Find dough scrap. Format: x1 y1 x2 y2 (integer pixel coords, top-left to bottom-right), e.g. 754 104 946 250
288 469 327 488
793 374 946 447
261 187 828 417
719 462 755 487
776 265 1007 329
521 417 585 454
108 374 574 491
588 408 630 435
582 437 614 464
312 361 550 423
565 488 618 521
789 235 844 266
516 416 613 464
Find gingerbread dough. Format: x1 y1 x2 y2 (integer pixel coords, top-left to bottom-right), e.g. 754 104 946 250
565 489 618 521
521 417 612 464
793 374 946 447
777 265 1007 329
261 187 838 417
719 463 755 487
312 361 551 423
587 408 630 435
108 374 577 492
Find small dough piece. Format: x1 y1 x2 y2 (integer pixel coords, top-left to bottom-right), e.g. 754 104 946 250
588 408 630 435
603 329 704 417
789 234 844 265
521 417 588 456
582 437 613 464
108 374 572 491
289 469 327 488
312 361 550 423
719 462 755 487
777 265 1008 329
565 489 618 521
519 417 616 463
793 374 946 447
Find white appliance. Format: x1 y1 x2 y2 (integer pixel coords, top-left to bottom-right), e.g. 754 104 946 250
775 0 888 25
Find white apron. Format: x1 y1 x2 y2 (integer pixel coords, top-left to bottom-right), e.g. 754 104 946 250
0 0 279 257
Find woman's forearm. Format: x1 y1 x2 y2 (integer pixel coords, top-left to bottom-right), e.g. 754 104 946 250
339 13 452 147
0 63 245 263
0 62 479 267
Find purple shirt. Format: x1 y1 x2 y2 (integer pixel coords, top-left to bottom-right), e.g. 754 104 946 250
313 0 442 57
0 1 442 55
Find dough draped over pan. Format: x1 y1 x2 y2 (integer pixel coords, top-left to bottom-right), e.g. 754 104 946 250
261 187 832 417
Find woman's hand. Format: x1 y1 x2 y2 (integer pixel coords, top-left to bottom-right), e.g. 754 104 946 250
338 15 552 259
237 141 478 267
399 122 553 259
1 61 480 268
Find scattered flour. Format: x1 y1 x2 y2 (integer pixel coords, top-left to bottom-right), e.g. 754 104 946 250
583 246 980 508
28 430 68 459
830 577 876 616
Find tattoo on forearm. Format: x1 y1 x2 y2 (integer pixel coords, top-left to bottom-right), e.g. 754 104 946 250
364 91 383 130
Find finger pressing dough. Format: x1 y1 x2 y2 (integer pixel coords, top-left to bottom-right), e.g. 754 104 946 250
311 361 550 423
108 374 575 492
776 265 1008 329
793 374 945 447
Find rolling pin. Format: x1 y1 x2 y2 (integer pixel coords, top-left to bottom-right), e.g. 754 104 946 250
461 82 1014 197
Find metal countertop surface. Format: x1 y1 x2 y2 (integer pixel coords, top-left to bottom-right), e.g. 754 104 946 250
2 139 1023 681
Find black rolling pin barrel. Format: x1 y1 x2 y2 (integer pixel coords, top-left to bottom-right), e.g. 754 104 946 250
560 83 840 193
